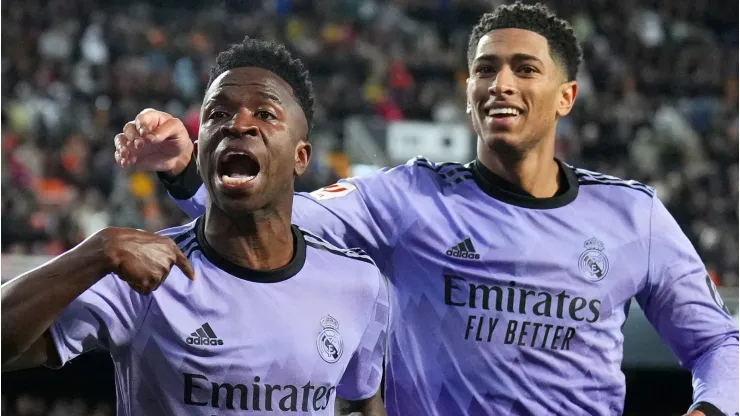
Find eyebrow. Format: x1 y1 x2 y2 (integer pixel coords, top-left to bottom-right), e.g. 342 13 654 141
474 53 544 65
206 87 283 105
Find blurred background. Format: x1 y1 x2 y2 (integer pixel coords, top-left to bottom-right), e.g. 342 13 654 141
1 0 737 415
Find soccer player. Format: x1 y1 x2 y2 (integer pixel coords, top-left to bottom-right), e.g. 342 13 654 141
2 37 389 416
114 3 738 415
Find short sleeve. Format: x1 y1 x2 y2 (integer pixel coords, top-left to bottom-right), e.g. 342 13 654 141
49 274 151 367
336 272 390 400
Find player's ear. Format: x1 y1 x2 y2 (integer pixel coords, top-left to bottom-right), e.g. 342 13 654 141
193 140 199 171
556 81 578 117
294 139 311 177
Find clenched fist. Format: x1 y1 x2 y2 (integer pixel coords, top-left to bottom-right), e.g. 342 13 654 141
91 227 196 294
114 108 194 177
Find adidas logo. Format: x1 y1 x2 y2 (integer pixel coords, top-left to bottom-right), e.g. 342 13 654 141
446 238 480 260
186 323 224 346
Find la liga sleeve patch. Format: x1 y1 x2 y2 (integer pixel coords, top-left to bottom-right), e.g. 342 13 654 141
309 182 358 200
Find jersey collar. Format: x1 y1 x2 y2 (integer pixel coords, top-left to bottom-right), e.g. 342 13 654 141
195 217 307 283
471 158 579 209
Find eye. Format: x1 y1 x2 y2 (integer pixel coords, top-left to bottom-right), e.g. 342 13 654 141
210 110 229 120
256 110 276 120
476 65 494 75
519 65 537 74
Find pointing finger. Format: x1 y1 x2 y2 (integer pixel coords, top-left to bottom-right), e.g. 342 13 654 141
174 247 196 281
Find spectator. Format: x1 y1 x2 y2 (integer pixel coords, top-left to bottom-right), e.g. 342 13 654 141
1 0 736 288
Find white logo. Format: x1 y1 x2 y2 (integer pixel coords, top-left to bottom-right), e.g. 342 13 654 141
578 238 609 282
316 315 343 363
309 182 357 201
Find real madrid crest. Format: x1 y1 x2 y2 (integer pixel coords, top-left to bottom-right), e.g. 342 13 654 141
578 237 609 282
316 315 343 363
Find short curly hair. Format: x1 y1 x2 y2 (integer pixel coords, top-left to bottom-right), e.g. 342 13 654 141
467 2 582 81
207 37 316 136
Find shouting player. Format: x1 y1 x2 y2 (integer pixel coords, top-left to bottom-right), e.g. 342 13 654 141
2 37 389 415
114 3 738 415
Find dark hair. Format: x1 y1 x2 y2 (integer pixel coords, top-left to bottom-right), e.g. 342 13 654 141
207 37 316 136
467 2 582 81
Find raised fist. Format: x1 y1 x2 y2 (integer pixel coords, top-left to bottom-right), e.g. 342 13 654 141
114 108 194 176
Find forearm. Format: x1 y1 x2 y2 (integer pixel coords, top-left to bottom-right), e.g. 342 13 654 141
1 243 110 364
690 338 739 415
337 391 386 416
358 393 386 416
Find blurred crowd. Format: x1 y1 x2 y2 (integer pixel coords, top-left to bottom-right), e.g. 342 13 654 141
1 0 737 286
2 395 112 416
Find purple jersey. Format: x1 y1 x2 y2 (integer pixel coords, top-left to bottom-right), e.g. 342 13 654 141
164 157 738 415
50 217 389 415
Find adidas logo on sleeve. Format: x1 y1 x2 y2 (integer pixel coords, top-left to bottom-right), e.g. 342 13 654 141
446 238 480 260
186 323 224 346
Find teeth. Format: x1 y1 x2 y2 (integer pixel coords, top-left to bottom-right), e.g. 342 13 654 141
222 175 255 185
489 107 520 116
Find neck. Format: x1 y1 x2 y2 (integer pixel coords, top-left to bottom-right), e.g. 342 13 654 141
203 200 294 271
477 138 561 198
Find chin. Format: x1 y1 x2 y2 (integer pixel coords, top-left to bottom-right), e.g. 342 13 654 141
482 133 524 160
206 181 266 215
215 196 268 216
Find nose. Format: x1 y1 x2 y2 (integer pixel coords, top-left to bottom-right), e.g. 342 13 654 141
221 108 260 138
488 66 516 97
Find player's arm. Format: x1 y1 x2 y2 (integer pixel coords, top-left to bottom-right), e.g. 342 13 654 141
338 390 386 416
114 109 203 218
635 196 738 416
336 270 390 414
116 109 416 266
1 227 195 371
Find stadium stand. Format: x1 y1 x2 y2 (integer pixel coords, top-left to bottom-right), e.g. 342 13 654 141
1 0 737 414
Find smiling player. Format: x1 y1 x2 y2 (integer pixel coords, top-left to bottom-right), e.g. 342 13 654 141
114 3 738 415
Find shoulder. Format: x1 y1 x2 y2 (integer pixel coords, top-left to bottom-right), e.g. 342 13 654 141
299 226 376 267
406 156 475 187
309 156 474 200
570 164 656 200
156 220 200 257
156 219 198 239
299 226 385 296
568 164 661 240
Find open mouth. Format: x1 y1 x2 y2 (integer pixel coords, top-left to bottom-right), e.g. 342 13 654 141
217 152 261 187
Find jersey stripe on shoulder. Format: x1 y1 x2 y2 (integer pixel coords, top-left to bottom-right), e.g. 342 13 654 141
299 228 375 265
570 165 655 198
161 221 201 258
409 156 474 186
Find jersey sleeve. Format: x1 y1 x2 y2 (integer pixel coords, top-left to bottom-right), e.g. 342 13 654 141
157 158 208 219
336 271 390 400
635 195 739 415
292 165 419 273
48 274 151 367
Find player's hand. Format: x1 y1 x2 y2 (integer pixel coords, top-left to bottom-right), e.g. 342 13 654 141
114 108 194 177
90 227 196 294
684 411 705 416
